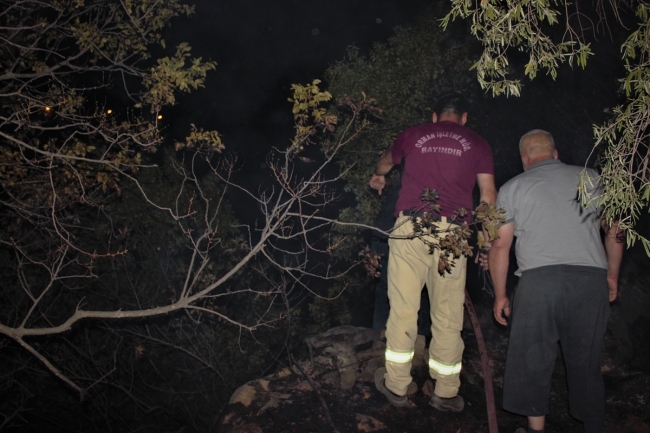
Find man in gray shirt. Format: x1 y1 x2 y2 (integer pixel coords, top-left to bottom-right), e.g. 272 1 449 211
488 130 624 433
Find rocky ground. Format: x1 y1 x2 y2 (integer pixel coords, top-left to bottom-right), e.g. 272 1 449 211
219 322 650 433
217 248 650 433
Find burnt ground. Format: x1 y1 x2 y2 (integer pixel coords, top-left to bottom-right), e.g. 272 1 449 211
219 249 650 433
219 305 650 433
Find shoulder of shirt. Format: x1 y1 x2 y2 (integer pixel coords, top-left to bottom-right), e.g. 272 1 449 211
398 122 435 137
499 168 531 192
554 162 598 177
457 124 489 145
406 122 436 131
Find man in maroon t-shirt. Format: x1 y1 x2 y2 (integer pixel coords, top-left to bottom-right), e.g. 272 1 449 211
370 93 496 411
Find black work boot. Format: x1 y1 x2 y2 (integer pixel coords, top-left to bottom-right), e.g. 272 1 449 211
429 394 464 412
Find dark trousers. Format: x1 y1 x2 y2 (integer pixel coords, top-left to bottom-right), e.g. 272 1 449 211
503 265 609 422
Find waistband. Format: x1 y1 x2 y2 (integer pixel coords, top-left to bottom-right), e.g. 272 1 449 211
520 264 607 276
398 211 455 224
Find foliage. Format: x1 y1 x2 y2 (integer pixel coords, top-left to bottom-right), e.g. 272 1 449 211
0 0 218 381
0 0 219 219
442 0 594 97
443 0 650 253
0 17 374 422
324 8 481 238
474 201 507 248
288 79 338 151
590 3 650 253
358 196 505 277
0 1 364 430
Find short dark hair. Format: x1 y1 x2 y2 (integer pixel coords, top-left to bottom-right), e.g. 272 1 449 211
433 92 469 117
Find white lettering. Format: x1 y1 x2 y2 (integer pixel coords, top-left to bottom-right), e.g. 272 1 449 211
415 133 436 148
420 146 462 156
414 131 472 153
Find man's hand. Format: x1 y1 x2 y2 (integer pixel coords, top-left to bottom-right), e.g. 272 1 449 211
493 296 511 326
475 248 489 270
607 275 618 302
369 174 386 195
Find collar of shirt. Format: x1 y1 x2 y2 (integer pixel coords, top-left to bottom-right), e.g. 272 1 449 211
527 158 562 170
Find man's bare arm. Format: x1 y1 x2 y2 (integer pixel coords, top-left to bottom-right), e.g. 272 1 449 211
489 222 514 326
602 219 624 302
369 150 395 195
477 173 497 205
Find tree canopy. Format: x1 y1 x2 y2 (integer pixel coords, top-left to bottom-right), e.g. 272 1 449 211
0 2 362 430
443 0 650 251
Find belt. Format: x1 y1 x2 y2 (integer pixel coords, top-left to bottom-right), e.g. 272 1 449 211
398 211 453 223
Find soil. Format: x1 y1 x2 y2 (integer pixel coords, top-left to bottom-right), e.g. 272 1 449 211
221 250 650 433
220 303 650 433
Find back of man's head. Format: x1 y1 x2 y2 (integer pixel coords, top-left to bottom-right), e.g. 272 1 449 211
519 129 555 158
433 92 469 117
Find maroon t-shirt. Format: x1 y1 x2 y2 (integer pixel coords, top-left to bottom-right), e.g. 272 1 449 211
391 121 493 222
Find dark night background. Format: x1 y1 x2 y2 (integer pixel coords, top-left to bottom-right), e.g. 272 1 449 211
160 0 626 225
2 1 650 432
168 0 434 161
163 0 626 187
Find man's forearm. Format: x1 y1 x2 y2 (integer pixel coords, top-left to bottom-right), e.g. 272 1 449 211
477 173 497 205
489 223 514 300
489 244 510 300
374 150 394 176
604 223 624 282
489 235 512 326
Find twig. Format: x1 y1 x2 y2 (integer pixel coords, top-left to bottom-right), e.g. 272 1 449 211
305 338 315 370
290 354 340 433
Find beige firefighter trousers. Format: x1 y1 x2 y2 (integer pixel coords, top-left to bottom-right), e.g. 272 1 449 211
384 214 466 398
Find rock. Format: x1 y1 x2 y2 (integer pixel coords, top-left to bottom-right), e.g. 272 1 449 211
358 355 384 383
355 413 386 431
229 383 257 407
218 326 386 433
307 325 383 390
340 369 358 390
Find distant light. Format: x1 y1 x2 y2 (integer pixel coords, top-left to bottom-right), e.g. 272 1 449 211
44 106 52 112
157 114 163 120
311 28 319 36
107 109 112 114
376 18 382 24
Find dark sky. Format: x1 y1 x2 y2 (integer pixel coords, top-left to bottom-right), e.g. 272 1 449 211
162 0 625 191
167 0 432 162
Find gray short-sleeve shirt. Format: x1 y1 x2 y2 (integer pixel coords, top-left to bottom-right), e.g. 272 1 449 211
496 159 607 275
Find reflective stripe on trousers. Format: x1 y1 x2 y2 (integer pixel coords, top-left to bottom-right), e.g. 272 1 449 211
429 358 462 376
385 348 415 364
